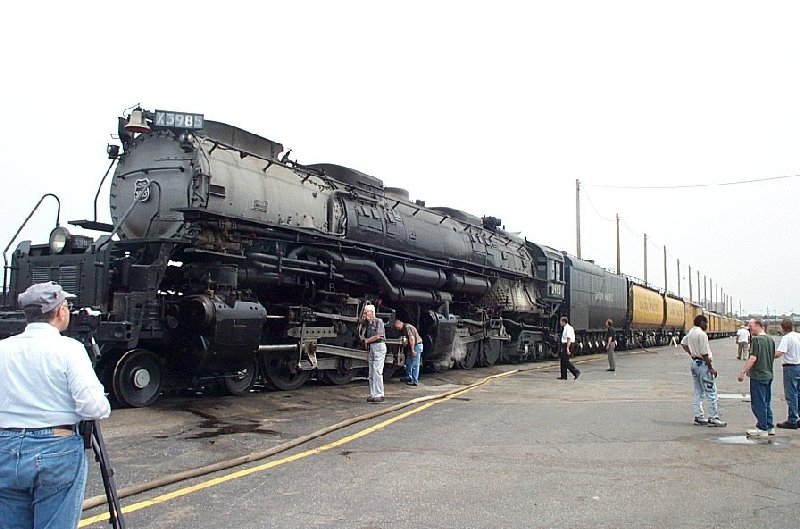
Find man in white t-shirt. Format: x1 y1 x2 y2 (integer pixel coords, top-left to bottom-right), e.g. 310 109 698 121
558 316 580 380
735 323 750 360
775 318 800 429
680 314 726 427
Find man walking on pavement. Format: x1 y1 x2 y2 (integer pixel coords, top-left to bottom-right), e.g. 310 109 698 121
558 316 580 380
681 314 726 427
736 322 750 360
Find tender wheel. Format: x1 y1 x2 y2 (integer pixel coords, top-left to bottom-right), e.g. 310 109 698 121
260 352 311 391
480 339 501 366
223 359 258 396
112 349 163 408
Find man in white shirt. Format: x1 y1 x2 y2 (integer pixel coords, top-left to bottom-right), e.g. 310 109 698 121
775 318 800 429
558 316 580 380
681 314 726 427
0 282 111 529
735 323 750 360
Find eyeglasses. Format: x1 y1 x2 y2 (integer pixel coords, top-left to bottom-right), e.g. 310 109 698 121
64 301 74 311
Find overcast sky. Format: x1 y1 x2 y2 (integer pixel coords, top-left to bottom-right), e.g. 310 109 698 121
1 1 797 316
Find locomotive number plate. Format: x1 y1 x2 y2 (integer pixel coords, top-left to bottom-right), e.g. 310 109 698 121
154 110 205 130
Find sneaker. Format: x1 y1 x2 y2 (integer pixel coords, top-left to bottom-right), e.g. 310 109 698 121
694 417 709 426
574 370 581 380
768 427 776 436
746 428 768 437
776 420 799 429
707 418 727 427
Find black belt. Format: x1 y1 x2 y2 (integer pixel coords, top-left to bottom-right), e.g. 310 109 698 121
1 424 76 432
693 358 704 364
783 364 800 368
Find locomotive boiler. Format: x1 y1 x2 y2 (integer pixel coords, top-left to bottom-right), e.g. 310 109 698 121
0 107 566 406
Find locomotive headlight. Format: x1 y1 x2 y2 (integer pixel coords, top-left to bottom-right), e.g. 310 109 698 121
49 226 71 254
179 132 194 153
107 143 120 159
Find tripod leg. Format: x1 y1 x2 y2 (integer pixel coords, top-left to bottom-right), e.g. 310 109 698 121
90 421 126 529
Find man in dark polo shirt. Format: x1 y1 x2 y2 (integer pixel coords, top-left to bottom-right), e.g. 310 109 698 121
737 318 776 437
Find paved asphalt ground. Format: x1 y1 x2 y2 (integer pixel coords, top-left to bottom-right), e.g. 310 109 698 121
80 338 799 529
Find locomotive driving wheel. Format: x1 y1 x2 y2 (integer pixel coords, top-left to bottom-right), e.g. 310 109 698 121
479 339 501 366
319 358 356 386
223 359 258 396
382 364 399 381
260 351 311 391
454 338 480 370
112 349 163 408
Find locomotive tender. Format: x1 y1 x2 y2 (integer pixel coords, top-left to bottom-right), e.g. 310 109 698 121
0 106 736 407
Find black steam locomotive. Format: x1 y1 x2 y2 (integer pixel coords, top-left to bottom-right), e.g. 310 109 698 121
0 107 569 407
0 106 732 407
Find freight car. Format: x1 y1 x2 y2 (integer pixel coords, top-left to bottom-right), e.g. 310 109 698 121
560 259 736 350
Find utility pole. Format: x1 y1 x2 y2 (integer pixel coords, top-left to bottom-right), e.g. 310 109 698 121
677 258 681 298
688 265 693 302
663 245 667 294
575 179 581 259
643 233 648 285
615 214 621 274
697 270 701 305
710 278 714 311
703 275 707 307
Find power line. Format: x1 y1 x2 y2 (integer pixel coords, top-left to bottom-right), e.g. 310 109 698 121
579 182 736 306
580 188 616 222
587 173 799 190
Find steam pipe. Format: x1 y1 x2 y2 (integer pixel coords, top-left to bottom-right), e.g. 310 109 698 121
319 250 452 303
93 158 117 223
97 180 153 251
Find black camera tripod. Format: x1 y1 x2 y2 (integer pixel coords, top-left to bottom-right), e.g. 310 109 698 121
81 420 126 529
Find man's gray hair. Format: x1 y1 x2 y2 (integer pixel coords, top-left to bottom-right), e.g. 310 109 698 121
363 304 376 313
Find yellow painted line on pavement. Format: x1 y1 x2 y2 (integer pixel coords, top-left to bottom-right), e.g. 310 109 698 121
79 370 518 527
